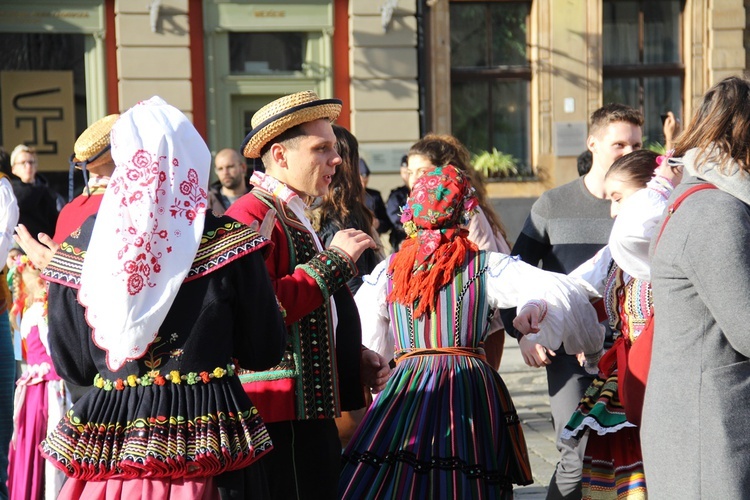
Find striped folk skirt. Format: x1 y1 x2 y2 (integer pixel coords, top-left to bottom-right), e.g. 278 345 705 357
339 351 532 499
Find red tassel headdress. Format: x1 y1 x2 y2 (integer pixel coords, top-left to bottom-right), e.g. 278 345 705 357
388 164 479 317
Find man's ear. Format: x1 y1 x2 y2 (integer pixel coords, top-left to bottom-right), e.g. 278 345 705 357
269 143 287 168
586 134 597 154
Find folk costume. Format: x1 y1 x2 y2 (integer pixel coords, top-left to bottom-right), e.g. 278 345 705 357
0 170 19 500
500 175 614 499
39 97 286 499
7 256 69 500
225 90 367 500
561 175 675 499
54 113 119 243
340 165 602 499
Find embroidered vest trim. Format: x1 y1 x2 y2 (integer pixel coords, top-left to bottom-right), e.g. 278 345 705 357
238 188 356 420
43 216 268 288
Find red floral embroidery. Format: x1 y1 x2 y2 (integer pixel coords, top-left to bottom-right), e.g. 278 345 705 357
169 167 207 225
127 274 144 294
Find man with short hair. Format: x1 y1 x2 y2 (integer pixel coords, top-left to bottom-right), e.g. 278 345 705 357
9 145 60 239
226 90 390 500
207 148 250 216
502 103 643 499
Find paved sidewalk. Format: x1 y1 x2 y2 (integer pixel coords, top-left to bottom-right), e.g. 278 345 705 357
499 340 559 500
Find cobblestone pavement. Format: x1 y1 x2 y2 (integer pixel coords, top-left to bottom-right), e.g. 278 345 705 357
499 340 559 500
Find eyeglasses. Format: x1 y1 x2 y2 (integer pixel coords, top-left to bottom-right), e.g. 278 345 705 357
14 160 36 166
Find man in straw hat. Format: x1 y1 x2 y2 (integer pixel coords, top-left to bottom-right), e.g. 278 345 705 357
14 114 120 405
226 90 391 500
14 114 119 271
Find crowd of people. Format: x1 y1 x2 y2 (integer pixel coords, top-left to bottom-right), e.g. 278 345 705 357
0 76 747 500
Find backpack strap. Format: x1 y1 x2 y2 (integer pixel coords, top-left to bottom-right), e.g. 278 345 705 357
653 183 717 249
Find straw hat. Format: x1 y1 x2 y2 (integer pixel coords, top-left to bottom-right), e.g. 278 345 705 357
73 114 119 163
241 90 342 159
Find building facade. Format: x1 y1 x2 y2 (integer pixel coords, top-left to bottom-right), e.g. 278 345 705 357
0 0 747 220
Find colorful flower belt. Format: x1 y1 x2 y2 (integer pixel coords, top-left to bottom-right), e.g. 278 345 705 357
93 363 236 390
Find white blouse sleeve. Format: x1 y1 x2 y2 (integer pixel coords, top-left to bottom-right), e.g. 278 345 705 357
485 252 604 355
354 259 394 360
568 245 612 296
607 180 672 281
0 177 19 263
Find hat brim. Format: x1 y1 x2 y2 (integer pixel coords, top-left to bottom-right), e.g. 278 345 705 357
241 99 342 158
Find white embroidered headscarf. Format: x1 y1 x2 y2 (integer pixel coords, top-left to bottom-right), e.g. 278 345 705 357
78 96 209 371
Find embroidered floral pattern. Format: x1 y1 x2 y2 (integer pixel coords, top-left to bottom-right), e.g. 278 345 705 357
170 165 207 224
92 363 236 390
110 150 170 295
109 152 207 296
142 333 179 372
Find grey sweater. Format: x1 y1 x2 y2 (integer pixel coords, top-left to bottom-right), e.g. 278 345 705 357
503 176 612 339
643 148 750 499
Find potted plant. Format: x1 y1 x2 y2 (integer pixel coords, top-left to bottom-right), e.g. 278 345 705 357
471 148 520 180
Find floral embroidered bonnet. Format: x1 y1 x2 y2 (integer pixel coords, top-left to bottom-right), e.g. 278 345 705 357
388 164 479 316
77 96 210 371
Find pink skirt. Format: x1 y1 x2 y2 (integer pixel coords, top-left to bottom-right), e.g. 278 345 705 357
58 476 220 500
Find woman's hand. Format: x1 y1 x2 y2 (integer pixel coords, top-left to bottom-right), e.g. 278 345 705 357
513 301 547 335
13 224 58 270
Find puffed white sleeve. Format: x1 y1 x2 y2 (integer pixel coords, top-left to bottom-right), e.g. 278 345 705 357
485 252 604 355
568 245 612 296
0 177 19 263
607 180 672 281
354 259 394 360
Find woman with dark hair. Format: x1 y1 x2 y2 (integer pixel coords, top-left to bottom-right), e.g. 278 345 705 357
552 148 680 499
340 164 603 499
310 124 384 295
642 76 750 498
406 133 511 251
405 133 511 369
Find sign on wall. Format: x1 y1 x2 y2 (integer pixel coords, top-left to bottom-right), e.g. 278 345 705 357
1 70 75 171
553 122 588 158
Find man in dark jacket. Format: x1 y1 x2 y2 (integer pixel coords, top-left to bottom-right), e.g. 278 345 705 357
385 155 410 252
207 148 251 216
9 145 59 240
359 158 391 235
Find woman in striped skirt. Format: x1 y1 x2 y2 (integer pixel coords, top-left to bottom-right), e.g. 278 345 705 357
339 164 604 499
